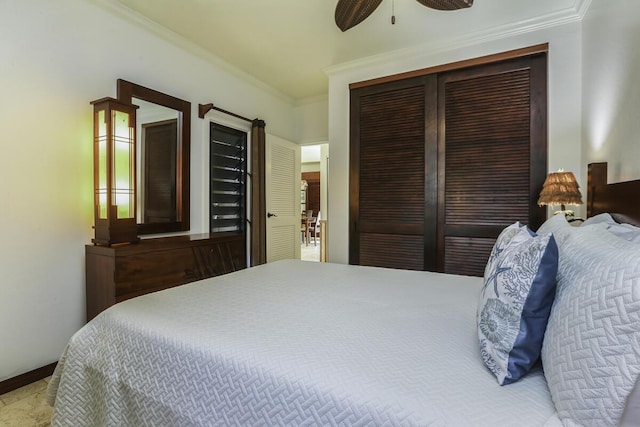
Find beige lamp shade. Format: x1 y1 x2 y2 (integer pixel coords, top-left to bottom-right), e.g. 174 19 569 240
537 170 583 207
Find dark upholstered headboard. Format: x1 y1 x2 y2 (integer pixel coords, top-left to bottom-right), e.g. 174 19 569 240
587 162 640 227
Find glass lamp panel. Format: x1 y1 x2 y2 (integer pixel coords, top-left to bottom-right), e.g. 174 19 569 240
112 110 135 219
96 110 108 219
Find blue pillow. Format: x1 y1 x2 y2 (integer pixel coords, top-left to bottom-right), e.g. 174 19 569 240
477 224 558 385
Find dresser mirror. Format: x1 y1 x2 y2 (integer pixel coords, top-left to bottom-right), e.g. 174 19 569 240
117 79 191 234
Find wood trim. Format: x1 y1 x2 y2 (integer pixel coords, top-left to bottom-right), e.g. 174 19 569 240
301 171 320 181
349 43 548 91
116 79 191 235
250 119 267 266
587 162 607 218
319 219 327 262
528 53 549 229
423 75 439 271
348 87 361 265
0 363 57 395
586 162 640 226
198 103 253 123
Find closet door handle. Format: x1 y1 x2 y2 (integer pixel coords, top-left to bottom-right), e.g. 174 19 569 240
267 212 277 218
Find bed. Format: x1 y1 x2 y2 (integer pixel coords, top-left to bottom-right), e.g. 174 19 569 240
47 162 640 426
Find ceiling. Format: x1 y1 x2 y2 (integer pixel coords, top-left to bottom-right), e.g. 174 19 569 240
108 0 585 101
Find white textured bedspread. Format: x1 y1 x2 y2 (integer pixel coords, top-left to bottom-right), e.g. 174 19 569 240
48 259 557 426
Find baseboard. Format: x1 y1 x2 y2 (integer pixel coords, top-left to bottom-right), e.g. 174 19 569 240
0 362 57 395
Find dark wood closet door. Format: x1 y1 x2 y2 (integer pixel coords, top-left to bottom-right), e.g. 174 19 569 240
143 119 178 224
437 54 547 276
349 76 438 270
349 51 547 276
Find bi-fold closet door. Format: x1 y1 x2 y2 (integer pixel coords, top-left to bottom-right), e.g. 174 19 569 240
349 52 547 276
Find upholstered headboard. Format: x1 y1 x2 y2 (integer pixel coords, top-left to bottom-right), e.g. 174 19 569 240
587 162 640 227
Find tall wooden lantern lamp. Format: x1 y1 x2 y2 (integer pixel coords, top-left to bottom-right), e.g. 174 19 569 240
90 97 139 245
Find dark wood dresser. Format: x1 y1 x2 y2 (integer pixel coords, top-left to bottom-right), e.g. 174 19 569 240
86 233 246 321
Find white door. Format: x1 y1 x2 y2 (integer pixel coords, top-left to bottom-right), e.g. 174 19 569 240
266 134 301 262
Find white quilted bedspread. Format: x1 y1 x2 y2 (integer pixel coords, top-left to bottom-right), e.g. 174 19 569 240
48 260 557 426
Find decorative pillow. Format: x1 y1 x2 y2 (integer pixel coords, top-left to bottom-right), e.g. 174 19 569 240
541 225 640 426
536 213 574 246
583 212 640 243
478 225 559 385
582 212 615 226
612 223 640 243
483 221 522 278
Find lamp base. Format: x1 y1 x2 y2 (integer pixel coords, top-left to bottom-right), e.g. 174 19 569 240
93 218 139 246
552 209 575 218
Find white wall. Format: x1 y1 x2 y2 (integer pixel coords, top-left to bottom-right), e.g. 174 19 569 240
293 96 329 144
0 0 296 381
582 0 640 183
326 22 583 264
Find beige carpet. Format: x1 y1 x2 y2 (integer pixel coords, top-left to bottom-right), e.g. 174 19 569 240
0 378 52 426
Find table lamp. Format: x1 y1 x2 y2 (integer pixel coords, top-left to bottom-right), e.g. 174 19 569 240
537 169 583 218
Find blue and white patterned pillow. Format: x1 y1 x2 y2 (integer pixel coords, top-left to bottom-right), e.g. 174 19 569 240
477 224 559 385
483 222 522 278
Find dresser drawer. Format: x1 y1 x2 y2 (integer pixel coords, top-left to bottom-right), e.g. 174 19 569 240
115 246 201 301
86 234 246 320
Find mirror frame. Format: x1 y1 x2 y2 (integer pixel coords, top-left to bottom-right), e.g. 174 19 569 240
117 79 191 235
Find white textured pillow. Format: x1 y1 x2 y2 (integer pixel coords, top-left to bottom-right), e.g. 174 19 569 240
542 225 640 426
536 214 574 246
621 380 640 427
613 223 640 244
583 212 640 243
581 212 615 226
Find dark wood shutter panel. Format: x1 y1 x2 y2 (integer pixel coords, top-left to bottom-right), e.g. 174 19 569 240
444 236 495 276
359 86 425 224
353 80 428 270
444 70 531 226
360 234 424 270
440 61 545 277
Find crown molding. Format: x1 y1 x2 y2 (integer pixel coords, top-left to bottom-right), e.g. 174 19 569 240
574 0 593 20
294 94 329 107
300 137 329 146
325 3 588 77
87 0 294 105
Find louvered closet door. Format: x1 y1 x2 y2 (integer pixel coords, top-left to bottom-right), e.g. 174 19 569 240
437 55 547 276
350 76 437 270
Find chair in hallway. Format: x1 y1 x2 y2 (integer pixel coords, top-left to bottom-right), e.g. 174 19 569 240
308 211 321 245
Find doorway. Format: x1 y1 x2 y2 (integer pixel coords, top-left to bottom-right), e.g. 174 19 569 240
301 143 328 261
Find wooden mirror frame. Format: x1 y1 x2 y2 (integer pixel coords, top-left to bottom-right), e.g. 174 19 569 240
117 79 191 235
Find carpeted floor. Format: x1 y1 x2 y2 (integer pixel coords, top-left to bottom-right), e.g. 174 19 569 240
0 377 52 426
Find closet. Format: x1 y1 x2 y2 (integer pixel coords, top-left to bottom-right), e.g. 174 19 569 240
349 47 547 276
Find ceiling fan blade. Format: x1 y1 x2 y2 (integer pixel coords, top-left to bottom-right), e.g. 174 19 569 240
335 0 384 32
415 0 474 11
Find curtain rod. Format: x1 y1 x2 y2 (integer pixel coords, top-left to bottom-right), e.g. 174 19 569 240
198 103 253 123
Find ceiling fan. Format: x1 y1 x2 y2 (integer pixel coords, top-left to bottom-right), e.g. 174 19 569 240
335 0 474 32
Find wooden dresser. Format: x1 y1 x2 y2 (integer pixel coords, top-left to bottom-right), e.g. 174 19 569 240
86 233 245 321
